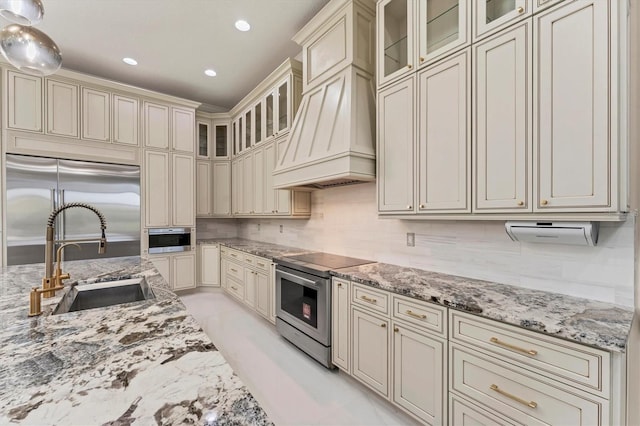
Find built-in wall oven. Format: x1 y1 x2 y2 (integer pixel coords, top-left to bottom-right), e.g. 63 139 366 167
146 228 193 254
275 252 374 369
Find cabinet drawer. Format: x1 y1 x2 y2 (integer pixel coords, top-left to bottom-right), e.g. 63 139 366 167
244 254 270 273
450 394 523 426
223 248 242 261
352 283 389 315
226 276 244 300
450 311 609 396
392 294 446 337
450 344 608 426
224 261 244 281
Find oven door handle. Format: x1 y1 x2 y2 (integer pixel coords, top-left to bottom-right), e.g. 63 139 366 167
277 269 319 289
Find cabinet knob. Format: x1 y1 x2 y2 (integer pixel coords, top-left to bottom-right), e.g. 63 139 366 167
394 327 399 332
407 205 412 210
419 204 425 209
338 283 342 287
419 57 425 63
380 323 386 328
517 6 524 13
517 201 524 206
407 64 413 70
541 200 548 206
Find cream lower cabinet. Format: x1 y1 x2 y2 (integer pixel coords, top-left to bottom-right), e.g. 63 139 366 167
331 278 350 372
220 247 274 323
150 253 196 291
198 244 220 287
339 280 447 425
352 307 390 397
393 323 446 425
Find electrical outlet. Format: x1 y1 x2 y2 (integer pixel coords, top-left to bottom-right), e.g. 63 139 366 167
279 224 283 233
406 232 415 247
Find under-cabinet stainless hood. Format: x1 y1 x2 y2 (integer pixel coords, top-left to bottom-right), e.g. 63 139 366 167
273 0 376 190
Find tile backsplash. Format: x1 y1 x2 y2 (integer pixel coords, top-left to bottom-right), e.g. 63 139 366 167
203 182 635 307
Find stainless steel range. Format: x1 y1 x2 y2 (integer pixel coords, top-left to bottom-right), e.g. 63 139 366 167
275 252 374 368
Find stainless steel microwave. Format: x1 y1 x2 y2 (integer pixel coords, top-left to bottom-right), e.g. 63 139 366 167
147 228 192 254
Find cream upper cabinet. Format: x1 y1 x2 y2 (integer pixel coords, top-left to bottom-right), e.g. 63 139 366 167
112 94 138 145
332 278 351 373
231 157 243 215
144 150 170 227
197 120 211 158
81 87 110 141
172 153 195 226
46 79 79 138
378 0 414 87
392 322 446 425
244 108 253 151
474 0 530 42
274 77 290 135
533 0 563 14
172 253 196 290
144 101 170 149
417 49 470 213
196 160 212 216
254 101 263 146
474 21 531 212
213 120 230 160
264 142 278 215
242 153 254 215
7 71 42 132
417 0 470 67
252 148 265 215
265 92 275 140
172 107 195 154
378 0 470 88
212 161 231 216
377 75 415 213
534 0 611 212
352 308 390 397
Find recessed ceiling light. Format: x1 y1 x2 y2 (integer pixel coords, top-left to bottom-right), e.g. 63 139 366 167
204 69 217 77
122 57 137 66
235 20 251 32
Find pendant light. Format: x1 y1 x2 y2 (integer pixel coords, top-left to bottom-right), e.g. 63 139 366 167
0 0 61 76
0 0 44 25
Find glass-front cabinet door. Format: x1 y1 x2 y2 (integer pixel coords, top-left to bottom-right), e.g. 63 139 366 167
196 120 210 158
237 116 244 154
213 121 229 160
255 102 263 145
275 78 290 135
245 110 252 150
474 0 529 41
265 92 274 139
377 0 414 87
232 119 238 156
418 0 469 67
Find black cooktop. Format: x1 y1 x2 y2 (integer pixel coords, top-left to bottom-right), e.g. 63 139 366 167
277 252 374 278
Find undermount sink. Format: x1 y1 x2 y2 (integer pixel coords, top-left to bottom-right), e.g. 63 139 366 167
53 277 155 315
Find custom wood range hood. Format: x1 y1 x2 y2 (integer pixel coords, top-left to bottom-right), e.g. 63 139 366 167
273 0 376 190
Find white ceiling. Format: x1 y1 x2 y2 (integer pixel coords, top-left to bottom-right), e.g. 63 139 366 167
27 0 330 111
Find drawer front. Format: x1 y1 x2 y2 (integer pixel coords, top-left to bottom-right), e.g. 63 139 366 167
220 246 229 256
249 255 271 273
450 311 609 396
224 260 244 281
392 294 446 337
450 344 608 426
226 276 244 300
352 283 389 315
450 394 523 426
224 248 242 262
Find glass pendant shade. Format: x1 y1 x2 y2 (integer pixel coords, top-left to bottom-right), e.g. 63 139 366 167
0 24 61 76
0 0 44 26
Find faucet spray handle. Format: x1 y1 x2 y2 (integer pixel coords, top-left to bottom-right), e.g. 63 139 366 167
99 229 107 254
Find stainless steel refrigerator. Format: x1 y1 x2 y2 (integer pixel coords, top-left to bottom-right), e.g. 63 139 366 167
6 154 141 265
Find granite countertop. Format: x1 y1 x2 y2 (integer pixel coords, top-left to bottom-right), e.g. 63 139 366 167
0 256 272 425
207 238 634 353
199 238 311 261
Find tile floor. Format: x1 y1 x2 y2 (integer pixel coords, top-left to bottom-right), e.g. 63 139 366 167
180 290 420 426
